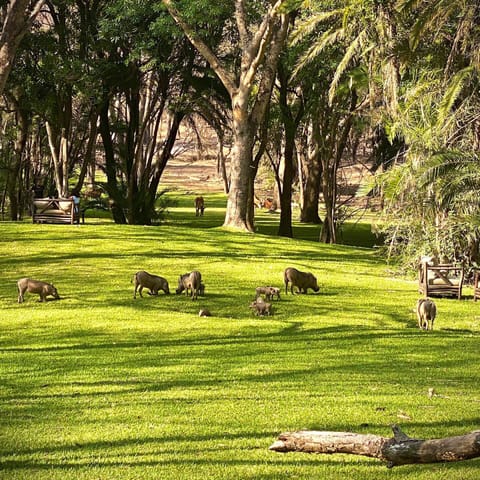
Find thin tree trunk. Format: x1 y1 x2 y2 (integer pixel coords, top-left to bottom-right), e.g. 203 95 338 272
73 109 98 194
319 89 357 243
217 132 230 194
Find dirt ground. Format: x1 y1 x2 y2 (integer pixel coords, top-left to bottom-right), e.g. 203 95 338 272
161 155 225 194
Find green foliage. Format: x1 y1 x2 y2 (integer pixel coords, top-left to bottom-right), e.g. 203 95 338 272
0 204 479 478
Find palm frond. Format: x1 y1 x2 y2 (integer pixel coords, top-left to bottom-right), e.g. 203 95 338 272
437 66 475 126
409 0 458 51
290 9 343 46
292 28 344 78
395 0 423 14
328 29 368 105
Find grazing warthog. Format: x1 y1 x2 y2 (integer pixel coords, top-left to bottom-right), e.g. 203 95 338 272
17 278 60 303
416 298 436 331
176 270 202 300
199 308 211 317
255 286 281 301
195 196 205 216
249 296 272 316
132 271 170 299
284 267 319 294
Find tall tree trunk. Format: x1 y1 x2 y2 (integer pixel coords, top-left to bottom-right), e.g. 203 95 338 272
277 61 303 237
277 123 294 237
224 100 254 230
125 79 141 225
145 111 184 224
319 161 337 243
99 97 126 224
319 90 357 244
73 109 98 194
7 102 28 220
299 123 322 224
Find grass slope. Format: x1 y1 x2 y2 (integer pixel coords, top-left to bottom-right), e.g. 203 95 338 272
0 194 479 479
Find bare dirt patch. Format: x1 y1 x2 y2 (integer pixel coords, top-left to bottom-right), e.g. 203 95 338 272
161 155 225 194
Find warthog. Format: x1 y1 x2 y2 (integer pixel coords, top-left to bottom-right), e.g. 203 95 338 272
195 196 205 216
176 270 202 300
132 271 170 299
416 298 436 330
17 278 60 303
199 308 212 317
249 296 272 316
284 267 319 294
255 286 281 301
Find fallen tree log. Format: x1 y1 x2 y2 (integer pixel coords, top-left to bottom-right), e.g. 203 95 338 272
269 425 480 468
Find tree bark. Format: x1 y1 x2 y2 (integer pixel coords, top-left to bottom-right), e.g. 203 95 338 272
98 96 126 224
270 426 480 468
299 119 322 224
0 0 45 95
4 92 29 220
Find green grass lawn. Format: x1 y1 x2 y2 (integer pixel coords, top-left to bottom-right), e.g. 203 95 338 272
1 194 479 479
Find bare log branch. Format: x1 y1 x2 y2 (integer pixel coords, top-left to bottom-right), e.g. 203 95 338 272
270 426 480 468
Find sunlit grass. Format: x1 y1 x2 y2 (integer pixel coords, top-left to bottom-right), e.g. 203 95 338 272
0 197 479 479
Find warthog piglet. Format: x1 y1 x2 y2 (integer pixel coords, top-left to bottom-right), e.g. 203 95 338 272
132 271 170 299
17 278 60 303
255 286 281 301
249 296 272 316
284 267 319 295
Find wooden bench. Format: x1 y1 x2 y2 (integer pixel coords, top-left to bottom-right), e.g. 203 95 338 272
32 198 80 224
418 261 464 300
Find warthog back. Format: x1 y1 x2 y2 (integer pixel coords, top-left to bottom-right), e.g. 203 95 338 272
17 278 60 303
176 270 202 300
416 298 436 330
132 270 170 298
284 267 319 294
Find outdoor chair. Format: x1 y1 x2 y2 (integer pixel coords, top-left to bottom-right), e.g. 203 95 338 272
418 259 464 300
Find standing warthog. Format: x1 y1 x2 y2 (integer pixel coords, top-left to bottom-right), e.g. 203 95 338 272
132 271 170 299
195 196 205 216
284 267 319 295
176 270 202 300
17 278 60 303
255 286 281 301
249 296 272 316
416 298 436 330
